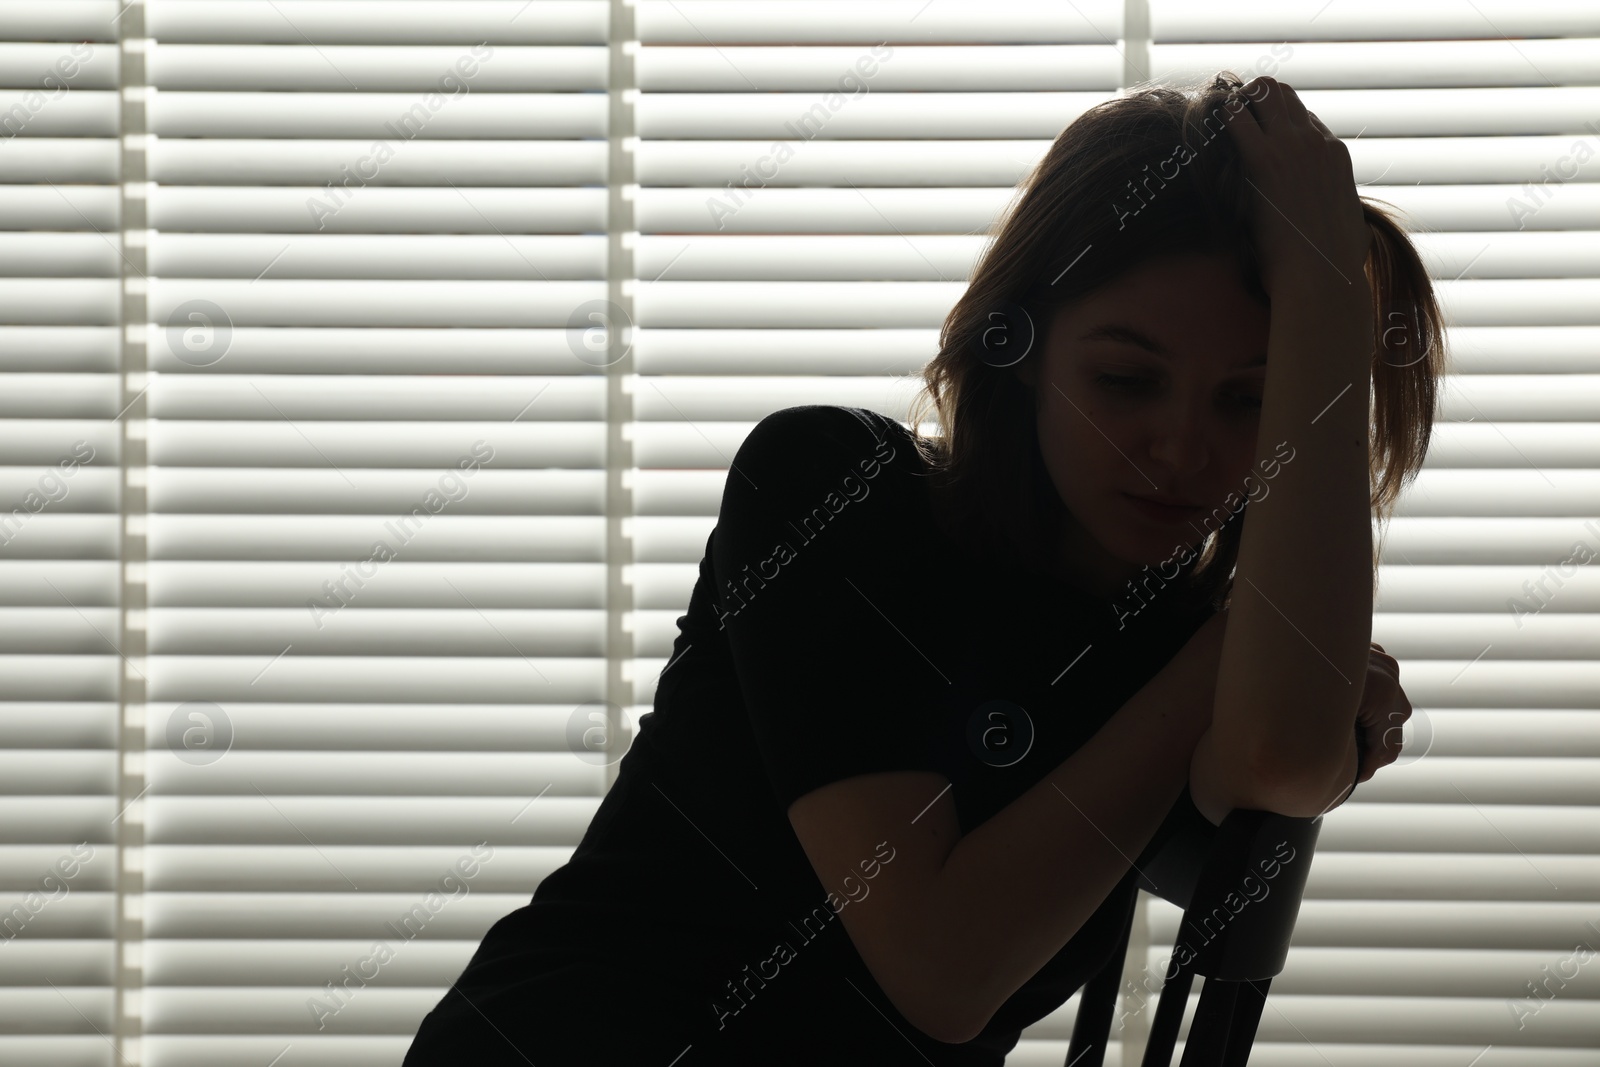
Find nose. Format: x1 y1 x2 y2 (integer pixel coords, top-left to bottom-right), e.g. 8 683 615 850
1147 403 1209 476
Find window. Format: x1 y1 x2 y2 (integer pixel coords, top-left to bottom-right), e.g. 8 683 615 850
1 1 1595 1063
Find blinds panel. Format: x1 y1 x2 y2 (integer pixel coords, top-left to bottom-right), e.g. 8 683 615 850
1072 5 1600 1064
624 2 1124 1063
624 1 1599 1064
1154 0 1600 42
137 2 611 1064
3 0 1593 1064
0 3 121 1066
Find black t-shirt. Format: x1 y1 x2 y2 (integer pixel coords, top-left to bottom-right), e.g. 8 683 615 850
404 404 1227 1067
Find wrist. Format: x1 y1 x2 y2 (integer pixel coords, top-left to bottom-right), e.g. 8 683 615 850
1266 262 1373 311
1265 277 1375 359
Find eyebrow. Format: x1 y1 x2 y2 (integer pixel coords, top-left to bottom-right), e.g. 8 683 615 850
1077 323 1267 368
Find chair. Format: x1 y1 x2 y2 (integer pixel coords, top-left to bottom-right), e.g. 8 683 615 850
1065 807 1324 1066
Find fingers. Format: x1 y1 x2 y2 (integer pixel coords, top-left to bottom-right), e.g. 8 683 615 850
1277 83 1312 128
1371 699 1410 773
1356 649 1409 783
1242 76 1307 130
1222 86 1265 147
1256 84 1353 173
1357 720 1396 783
1223 77 1316 160
1376 698 1412 773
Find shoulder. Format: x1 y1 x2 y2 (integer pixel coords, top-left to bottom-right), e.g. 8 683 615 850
743 404 904 454
735 405 911 479
718 406 925 550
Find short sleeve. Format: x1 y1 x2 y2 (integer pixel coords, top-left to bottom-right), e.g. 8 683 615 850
712 405 949 811
1133 782 1221 903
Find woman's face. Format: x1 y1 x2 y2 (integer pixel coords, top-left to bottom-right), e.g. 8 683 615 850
1014 251 1270 599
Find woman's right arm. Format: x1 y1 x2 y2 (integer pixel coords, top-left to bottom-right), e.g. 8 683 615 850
787 609 1229 1044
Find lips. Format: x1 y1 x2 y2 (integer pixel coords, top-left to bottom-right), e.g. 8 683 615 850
1123 493 1202 523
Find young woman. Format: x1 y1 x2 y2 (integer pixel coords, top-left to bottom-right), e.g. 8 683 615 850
403 71 1436 1066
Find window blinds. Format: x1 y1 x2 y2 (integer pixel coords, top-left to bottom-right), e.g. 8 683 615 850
1137 4 1600 1065
0 3 122 1066
130 2 611 1066
0 1 1593 1065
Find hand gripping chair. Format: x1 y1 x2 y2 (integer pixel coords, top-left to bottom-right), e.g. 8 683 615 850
1065 806 1324 1067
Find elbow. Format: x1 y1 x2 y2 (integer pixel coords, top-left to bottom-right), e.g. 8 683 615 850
913 1000 986 1047
895 968 987 1046
885 934 997 1046
1248 729 1361 819
872 882 994 1045
915 1014 981 1047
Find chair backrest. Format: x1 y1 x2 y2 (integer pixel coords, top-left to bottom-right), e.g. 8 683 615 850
1067 808 1324 1067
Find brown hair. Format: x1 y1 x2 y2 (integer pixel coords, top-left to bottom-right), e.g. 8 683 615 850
905 71 1446 614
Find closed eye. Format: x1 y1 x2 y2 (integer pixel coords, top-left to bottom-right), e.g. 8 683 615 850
1095 373 1151 392
1093 373 1262 410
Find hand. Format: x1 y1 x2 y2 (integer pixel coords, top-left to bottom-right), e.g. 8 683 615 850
1222 76 1371 299
1354 642 1410 784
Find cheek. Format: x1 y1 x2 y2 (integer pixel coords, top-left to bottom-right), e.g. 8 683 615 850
1047 388 1129 453
1038 394 1122 491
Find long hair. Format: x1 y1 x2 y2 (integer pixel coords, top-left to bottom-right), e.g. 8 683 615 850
905 71 1447 614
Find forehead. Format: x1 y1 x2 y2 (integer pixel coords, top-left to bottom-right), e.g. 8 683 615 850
1049 255 1270 358
1078 252 1259 305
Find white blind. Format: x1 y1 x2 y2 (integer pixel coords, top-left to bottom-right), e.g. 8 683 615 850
0 1 1595 1065
137 2 613 1066
0 2 122 1066
637 2 1600 1064
1133 4 1600 1066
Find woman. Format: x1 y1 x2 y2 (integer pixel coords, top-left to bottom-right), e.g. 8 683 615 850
404 71 1435 1065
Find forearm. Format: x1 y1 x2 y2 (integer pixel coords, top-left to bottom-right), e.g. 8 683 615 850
1212 270 1374 794
923 638 1217 1042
